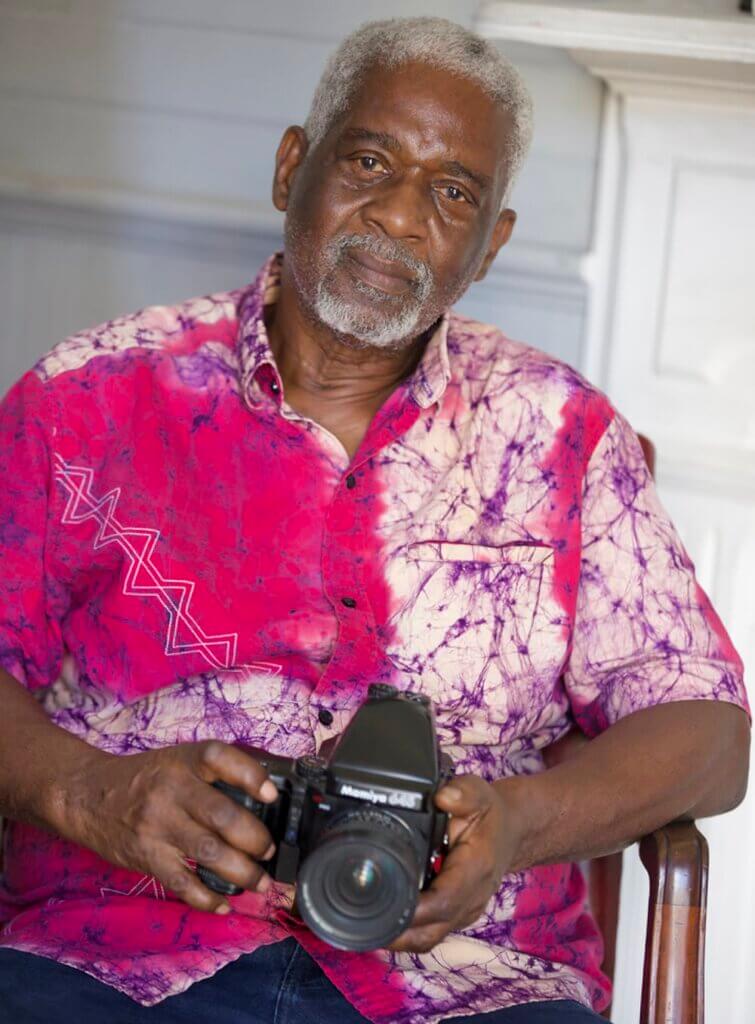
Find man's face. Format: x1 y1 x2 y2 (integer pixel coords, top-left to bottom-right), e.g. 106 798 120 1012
274 60 515 350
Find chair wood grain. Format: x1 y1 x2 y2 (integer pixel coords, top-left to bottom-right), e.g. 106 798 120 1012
639 822 708 1024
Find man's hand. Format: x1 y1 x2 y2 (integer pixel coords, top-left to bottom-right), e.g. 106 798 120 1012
388 775 517 954
51 740 278 915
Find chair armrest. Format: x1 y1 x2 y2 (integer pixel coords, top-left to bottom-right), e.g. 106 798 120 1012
639 821 708 1024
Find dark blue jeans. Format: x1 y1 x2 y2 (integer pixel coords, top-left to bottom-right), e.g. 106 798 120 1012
0 939 608 1023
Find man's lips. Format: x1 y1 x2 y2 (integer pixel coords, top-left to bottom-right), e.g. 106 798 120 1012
345 249 416 293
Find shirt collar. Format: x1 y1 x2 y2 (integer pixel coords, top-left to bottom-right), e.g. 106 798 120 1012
237 251 452 410
237 253 283 407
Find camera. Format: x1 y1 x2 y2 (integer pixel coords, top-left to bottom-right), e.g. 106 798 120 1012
197 684 453 951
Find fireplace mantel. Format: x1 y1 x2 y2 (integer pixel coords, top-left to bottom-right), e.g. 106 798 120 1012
476 1 755 97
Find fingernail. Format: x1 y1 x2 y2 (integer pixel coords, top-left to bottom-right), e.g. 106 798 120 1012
257 874 272 893
260 780 278 801
263 843 276 861
215 903 231 915
443 787 462 801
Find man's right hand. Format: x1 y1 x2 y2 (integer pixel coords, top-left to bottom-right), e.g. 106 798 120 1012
51 740 278 914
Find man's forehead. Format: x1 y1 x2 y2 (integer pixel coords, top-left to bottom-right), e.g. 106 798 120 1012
329 61 510 181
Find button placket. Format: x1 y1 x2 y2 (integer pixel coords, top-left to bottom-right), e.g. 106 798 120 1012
312 391 422 720
313 493 374 711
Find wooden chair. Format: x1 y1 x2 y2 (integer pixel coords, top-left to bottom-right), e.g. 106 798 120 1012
544 435 708 1024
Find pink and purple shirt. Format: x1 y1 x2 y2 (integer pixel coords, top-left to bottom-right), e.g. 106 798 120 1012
0 252 747 1022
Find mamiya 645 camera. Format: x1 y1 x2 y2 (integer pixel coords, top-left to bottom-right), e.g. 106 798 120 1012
197 684 453 950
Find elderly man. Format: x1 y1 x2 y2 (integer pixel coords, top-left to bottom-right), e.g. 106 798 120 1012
0 15 748 1024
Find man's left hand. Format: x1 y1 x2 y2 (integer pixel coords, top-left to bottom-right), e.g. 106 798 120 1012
387 775 517 954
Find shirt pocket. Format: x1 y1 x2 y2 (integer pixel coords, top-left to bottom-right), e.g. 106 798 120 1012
384 541 567 736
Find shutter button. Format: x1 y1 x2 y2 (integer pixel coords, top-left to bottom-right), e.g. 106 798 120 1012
318 708 334 727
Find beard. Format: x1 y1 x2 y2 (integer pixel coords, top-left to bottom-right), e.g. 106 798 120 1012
284 218 475 352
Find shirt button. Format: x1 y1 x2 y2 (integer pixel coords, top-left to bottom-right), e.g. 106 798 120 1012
341 596 357 609
318 708 334 726
346 474 356 489
270 380 280 394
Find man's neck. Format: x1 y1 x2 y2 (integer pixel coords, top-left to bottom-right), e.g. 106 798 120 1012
267 265 431 408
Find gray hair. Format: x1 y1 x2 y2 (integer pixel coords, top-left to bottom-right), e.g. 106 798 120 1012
303 17 533 208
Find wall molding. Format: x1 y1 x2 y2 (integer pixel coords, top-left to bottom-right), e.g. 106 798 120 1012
656 439 755 504
0 179 588 316
476 1 755 65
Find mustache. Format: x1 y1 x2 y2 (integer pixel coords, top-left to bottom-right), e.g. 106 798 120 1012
327 233 433 298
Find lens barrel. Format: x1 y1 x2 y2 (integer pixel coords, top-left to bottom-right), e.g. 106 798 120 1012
297 808 419 951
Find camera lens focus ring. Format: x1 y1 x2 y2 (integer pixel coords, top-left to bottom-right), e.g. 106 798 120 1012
297 808 419 952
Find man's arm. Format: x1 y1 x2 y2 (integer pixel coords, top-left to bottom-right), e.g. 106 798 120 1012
501 698 749 870
389 698 749 953
0 666 96 833
391 410 750 954
0 667 278 913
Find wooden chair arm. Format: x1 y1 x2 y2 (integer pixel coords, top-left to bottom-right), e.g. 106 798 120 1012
543 732 708 1023
639 821 708 1024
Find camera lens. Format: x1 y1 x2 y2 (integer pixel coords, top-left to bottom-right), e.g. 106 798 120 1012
297 809 419 951
335 856 382 906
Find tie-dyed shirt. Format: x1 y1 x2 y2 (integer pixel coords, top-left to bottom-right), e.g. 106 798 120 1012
0 252 747 1023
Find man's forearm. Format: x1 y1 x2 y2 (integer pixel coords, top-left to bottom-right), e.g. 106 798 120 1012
0 667 102 833
497 700 750 872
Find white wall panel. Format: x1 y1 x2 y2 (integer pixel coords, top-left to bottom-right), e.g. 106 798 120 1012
0 91 286 200
657 167 755 391
0 13 333 123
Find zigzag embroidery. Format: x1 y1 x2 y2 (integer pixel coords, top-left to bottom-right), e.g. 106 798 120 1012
54 455 279 676
100 873 166 901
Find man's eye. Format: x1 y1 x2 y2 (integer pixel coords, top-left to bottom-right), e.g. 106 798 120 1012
440 185 469 204
355 155 383 173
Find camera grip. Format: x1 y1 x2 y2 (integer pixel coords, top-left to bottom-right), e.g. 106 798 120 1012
196 862 243 896
196 780 264 897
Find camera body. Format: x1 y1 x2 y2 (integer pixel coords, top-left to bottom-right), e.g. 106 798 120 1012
197 683 452 950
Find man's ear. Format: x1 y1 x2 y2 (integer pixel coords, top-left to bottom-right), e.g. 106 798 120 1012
272 126 309 212
474 208 517 282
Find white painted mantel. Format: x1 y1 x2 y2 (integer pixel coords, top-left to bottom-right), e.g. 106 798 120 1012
477 1 755 64
475 4 755 1023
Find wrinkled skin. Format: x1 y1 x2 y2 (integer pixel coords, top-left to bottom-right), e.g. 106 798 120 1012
58 739 279 914
266 59 517 459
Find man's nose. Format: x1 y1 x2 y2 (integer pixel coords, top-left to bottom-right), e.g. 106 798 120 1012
361 171 431 244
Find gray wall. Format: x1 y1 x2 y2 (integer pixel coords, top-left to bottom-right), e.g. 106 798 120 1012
0 0 602 391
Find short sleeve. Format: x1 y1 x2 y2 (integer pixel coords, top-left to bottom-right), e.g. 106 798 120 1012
563 411 749 738
0 372 64 690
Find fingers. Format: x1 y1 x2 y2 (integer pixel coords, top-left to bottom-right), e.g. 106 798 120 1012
434 775 491 819
388 918 449 954
388 827 498 954
169 744 280 903
155 847 234 915
191 779 275 861
194 741 278 804
171 811 273 896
